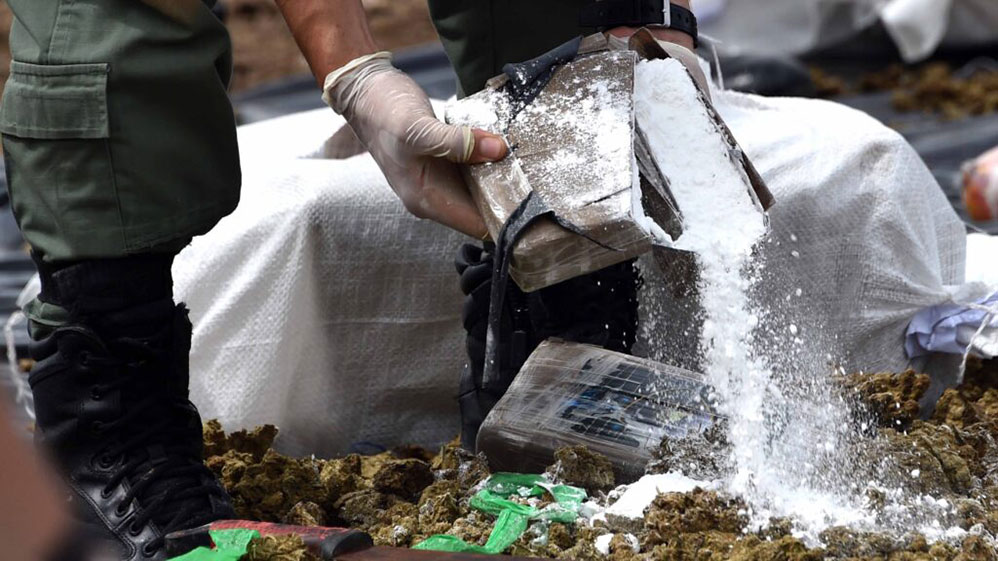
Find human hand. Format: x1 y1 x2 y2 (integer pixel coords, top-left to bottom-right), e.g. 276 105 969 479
323 53 508 239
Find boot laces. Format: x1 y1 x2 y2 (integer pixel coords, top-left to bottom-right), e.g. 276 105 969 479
81 338 226 552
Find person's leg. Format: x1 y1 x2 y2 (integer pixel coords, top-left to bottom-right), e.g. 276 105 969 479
1 1 241 559
455 244 640 449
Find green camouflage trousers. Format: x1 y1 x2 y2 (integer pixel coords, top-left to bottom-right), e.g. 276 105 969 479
1 0 588 261
0 0 240 263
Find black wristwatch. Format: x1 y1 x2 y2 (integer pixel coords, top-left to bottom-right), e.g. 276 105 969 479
580 0 699 47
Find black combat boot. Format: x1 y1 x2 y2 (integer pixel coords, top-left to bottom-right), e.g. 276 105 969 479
28 256 234 561
455 243 641 449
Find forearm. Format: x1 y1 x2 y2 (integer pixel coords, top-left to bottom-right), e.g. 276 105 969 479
275 0 379 87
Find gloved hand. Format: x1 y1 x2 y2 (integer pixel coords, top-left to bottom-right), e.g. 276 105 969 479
323 52 508 238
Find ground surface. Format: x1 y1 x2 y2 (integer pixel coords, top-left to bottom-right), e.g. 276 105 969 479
206 358 998 561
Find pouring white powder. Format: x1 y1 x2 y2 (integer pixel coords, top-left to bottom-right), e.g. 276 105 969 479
633 58 869 540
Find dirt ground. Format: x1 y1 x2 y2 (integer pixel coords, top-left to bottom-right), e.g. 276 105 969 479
0 0 438 96
812 63 998 119
204 358 998 561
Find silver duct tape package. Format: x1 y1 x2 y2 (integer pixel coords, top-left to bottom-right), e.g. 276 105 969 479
476 339 720 480
446 35 680 293
446 32 773 293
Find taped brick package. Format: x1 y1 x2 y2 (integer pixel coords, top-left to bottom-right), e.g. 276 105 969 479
446 32 772 293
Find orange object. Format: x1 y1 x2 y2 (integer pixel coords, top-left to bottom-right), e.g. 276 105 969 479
963 146 998 222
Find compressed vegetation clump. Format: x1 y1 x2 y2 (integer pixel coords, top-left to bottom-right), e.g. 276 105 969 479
283 501 325 527
840 370 930 430
204 419 279 460
205 359 998 561
244 534 318 561
643 489 748 543
208 448 326 522
547 445 616 494
371 458 435 501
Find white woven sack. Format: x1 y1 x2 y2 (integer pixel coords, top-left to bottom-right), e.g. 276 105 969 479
174 87 969 457
638 85 971 393
174 107 468 458
700 0 998 63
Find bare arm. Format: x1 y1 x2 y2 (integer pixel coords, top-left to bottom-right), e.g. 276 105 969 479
277 0 696 84
273 0 507 239
275 0 379 86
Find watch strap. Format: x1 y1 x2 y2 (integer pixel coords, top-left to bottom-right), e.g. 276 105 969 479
580 0 699 47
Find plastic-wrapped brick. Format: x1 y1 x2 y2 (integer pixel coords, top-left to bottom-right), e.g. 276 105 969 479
477 339 720 480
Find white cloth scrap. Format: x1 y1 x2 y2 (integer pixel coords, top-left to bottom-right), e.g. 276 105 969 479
906 291 998 359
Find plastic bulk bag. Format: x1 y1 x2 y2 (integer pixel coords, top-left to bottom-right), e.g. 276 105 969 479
174 107 470 458
700 0 998 63
169 59 975 458
638 81 974 398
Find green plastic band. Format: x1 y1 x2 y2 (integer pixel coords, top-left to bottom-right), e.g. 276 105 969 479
414 473 587 555
167 528 260 561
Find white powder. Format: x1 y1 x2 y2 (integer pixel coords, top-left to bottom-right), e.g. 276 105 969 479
634 59 766 258
594 533 640 555
636 57 768 495
517 75 634 208
445 89 505 131
634 58 867 542
604 473 714 520
594 534 613 555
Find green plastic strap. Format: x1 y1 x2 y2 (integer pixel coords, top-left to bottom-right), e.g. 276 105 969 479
413 511 531 554
470 489 538 517
482 511 531 553
546 484 587 507
484 473 546 496
414 473 587 555
167 529 260 561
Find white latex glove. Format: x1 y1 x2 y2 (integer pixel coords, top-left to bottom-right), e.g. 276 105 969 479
323 52 508 238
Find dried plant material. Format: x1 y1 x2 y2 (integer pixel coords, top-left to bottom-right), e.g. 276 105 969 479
546 446 616 495
205 363 998 560
839 370 930 430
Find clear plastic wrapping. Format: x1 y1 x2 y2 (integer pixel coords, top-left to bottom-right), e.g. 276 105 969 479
477 339 721 480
